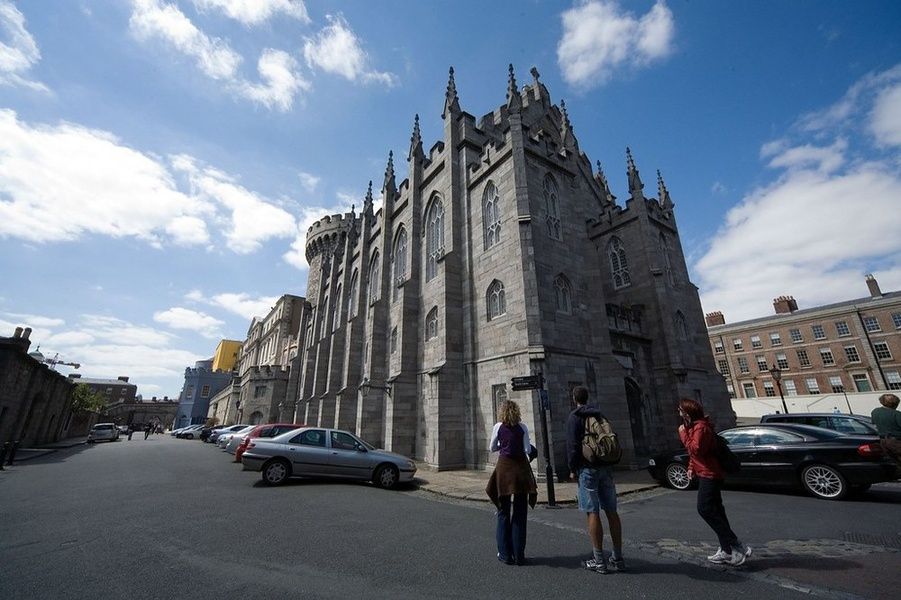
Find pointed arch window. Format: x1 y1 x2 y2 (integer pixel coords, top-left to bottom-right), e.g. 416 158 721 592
368 252 380 304
425 307 439 341
390 326 398 354
660 233 675 286
426 198 444 281
554 275 572 314
607 237 631 289
487 280 506 321
483 182 501 249
318 295 329 339
674 311 688 341
305 314 314 348
392 227 407 302
332 284 342 331
543 175 561 240
348 269 359 319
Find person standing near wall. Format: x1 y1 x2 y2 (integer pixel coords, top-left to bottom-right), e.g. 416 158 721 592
871 394 901 467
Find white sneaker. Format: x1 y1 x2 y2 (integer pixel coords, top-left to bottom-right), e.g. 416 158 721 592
727 548 747 566
734 542 752 558
707 548 730 563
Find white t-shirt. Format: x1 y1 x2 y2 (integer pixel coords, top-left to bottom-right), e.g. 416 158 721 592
489 422 531 454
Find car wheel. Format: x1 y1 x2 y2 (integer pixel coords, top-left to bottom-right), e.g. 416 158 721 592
186 433 194 440
665 462 692 490
373 464 399 490
801 464 847 500
262 459 291 486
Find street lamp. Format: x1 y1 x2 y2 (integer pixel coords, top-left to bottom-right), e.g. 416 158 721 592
768 364 789 414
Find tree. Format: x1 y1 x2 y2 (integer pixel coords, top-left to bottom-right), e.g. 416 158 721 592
71 384 107 414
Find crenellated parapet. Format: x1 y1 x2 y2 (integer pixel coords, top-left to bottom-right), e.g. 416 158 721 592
305 212 357 264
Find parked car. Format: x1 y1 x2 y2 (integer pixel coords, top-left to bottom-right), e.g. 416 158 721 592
170 426 190 437
87 423 120 443
221 426 256 452
241 427 417 489
176 425 204 439
647 423 898 500
208 424 250 444
760 413 878 435
116 425 129 435
233 423 305 462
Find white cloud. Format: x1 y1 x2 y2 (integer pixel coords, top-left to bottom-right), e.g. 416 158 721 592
238 48 310 111
192 0 310 25
557 0 674 89
303 14 397 86
171 154 296 253
0 0 47 91
695 66 901 323
130 0 241 80
186 290 279 320
129 0 309 111
0 109 212 246
298 171 320 193
154 306 225 339
2 312 65 328
869 83 901 148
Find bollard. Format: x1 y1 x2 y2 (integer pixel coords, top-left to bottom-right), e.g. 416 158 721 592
6 440 20 466
0 441 9 470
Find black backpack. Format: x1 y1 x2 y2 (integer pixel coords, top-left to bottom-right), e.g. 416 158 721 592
714 434 741 474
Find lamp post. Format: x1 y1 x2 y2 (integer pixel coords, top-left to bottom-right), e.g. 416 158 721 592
769 364 788 414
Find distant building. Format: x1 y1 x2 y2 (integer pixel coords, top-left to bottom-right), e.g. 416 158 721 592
706 275 901 401
105 396 178 429
211 339 241 372
0 327 78 445
67 374 137 404
173 359 232 428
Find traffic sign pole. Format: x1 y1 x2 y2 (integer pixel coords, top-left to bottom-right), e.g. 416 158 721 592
537 382 556 507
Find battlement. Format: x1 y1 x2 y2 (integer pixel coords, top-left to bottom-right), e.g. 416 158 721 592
305 212 356 263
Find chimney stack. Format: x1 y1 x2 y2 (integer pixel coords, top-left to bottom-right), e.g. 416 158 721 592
705 311 725 327
773 296 798 314
866 274 882 298
13 327 23 338
117 376 129 382
22 327 32 340
68 374 82 379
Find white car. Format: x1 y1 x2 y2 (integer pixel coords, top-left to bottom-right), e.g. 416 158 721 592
222 426 255 453
177 424 204 439
208 424 250 444
88 423 120 443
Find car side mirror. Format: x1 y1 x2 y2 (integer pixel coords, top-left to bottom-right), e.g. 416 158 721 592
355 443 367 453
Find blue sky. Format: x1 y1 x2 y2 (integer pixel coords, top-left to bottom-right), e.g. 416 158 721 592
1 0 899 398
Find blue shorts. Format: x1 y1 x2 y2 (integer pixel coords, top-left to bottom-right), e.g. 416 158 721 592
578 466 617 513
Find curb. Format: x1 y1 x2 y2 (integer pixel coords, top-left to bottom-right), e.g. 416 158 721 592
415 481 660 505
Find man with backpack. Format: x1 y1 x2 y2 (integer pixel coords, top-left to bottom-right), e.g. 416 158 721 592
566 386 624 574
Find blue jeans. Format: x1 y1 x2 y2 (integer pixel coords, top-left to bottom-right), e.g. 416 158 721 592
496 493 528 563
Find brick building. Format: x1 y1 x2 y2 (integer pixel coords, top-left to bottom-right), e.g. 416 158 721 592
706 275 901 401
291 65 730 473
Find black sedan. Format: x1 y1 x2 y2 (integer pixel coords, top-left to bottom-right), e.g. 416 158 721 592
647 423 899 500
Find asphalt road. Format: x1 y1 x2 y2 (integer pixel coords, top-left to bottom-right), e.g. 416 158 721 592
0 435 898 600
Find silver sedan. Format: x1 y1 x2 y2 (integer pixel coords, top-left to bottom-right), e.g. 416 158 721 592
241 427 417 489
219 426 254 452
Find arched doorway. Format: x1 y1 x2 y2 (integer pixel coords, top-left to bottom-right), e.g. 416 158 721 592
624 378 649 457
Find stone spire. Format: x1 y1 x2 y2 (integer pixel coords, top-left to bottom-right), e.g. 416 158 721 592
560 99 575 151
408 114 424 162
506 63 522 112
363 180 374 216
383 151 396 196
657 169 674 210
626 147 644 196
442 66 460 119
596 160 616 205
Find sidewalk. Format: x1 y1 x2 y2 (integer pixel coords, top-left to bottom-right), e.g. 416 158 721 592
9 437 88 462
415 464 659 504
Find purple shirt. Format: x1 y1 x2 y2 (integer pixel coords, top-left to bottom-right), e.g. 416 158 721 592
490 422 531 458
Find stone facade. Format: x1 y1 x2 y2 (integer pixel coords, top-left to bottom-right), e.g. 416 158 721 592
707 275 901 400
292 66 731 474
66 374 137 404
105 397 178 429
0 327 78 446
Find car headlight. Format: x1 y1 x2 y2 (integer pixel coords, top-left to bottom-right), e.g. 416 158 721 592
406 461 416 470
648 458 656 466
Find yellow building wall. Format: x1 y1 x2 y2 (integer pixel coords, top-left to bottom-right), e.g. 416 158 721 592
211 339 241 372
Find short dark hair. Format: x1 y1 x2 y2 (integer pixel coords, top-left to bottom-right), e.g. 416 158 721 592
573 386 589 405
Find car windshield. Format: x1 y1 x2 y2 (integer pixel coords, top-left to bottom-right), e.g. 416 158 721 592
94 425 113 430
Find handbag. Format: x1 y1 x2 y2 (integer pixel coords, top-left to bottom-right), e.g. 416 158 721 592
528 444 538 462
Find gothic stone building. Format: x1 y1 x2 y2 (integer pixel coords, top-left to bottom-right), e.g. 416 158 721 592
294 66 730 473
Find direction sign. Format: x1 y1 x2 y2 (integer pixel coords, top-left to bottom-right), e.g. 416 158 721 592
511 375 543 391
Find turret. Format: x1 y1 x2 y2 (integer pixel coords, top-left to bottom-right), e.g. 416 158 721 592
626 147 644 200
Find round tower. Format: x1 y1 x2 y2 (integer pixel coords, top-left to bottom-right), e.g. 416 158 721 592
304 212 355 307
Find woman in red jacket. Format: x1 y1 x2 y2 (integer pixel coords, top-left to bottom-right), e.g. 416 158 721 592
677 398 751 566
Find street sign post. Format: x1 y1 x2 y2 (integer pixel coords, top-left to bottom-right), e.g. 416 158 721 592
512 373 556 507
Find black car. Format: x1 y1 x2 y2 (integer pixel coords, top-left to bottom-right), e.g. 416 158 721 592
760 412 877 435
647 423 899 500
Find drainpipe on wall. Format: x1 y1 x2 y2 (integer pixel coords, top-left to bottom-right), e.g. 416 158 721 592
855 308 888 390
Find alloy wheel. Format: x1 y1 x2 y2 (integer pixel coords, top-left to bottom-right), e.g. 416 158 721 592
802 465 845 499
666 463 691 490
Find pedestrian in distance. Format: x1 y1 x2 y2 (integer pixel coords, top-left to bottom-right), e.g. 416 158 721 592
143 423 151 440
485 399 537 566
566 386 625 574
127 424 134 441
677 398 751 566
871 393 901 467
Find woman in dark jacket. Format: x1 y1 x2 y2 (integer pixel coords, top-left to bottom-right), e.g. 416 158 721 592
486 400 537 566
677 398 751 566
